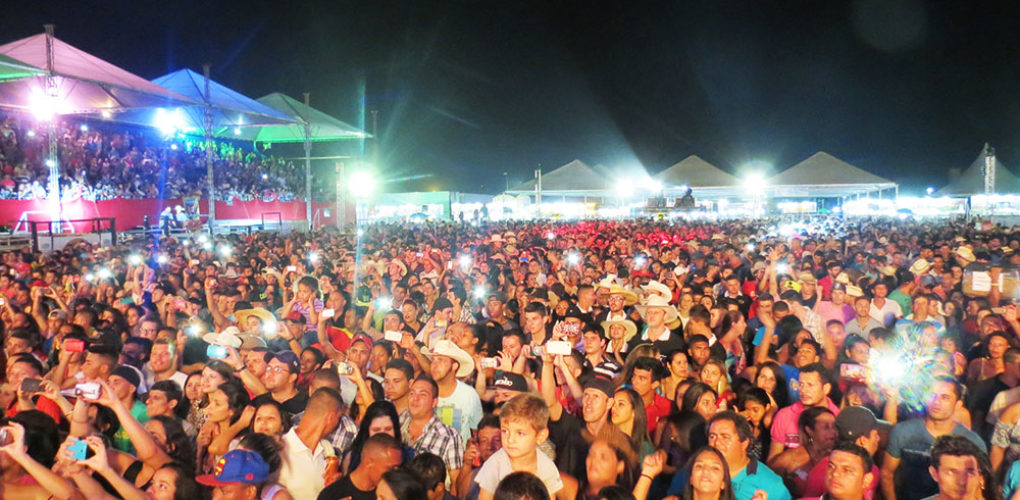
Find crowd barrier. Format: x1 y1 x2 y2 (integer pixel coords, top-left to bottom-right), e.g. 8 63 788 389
1 198 353 233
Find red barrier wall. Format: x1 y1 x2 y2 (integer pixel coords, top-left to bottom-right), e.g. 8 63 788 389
1 198 352 231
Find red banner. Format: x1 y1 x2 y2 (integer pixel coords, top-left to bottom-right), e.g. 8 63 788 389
1 198 353 231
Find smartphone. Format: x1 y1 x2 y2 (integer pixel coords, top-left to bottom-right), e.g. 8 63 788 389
435 319 447 328
840 363 868 382
562 323 580 336
64 339 86 353
69 439 88 460
546 341 572 356
206 345 228 359
20 378 44 393
531 345 544 357
384 331 404 342
321 308 335 319
190 259 200 266
480 357 499 369
0 298 5 306
416 252 423 258
173 299 186 311
0 429 7 445
119 297 134 305
75 382 101 400
335 362 353 375
287 266 298 272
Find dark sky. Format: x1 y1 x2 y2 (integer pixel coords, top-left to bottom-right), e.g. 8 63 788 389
4 0 1020 194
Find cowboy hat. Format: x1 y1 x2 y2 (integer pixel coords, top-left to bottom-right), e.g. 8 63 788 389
424 340 475 378
909 259 931 276
203 327 242 348
600 319 638 343
235 308 276 327
845 284 864 297
955 246 976 263
835 272 851 285
607 284 640 305
797 272 818 285
634 294 678 323
596 275 618 291
641 281 672 301
879 265 897 277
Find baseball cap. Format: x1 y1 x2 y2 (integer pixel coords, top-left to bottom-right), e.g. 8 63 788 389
111 365 142 392
196 450 270 486
432 297 454 311
493 371 528 393
263 351 300 373
836 406 891 441
583 377 615 399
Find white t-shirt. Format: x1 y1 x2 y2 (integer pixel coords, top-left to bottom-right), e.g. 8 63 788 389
436 380 483 443
474 448 563 497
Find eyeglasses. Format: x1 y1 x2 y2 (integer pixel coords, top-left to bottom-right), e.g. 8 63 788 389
266 366 292 374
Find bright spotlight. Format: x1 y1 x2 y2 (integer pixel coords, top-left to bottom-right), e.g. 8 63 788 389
29 90 62 121
926 186 935 195
79 124 88 132
100 110 112 119
614 178 635 197
743 172 767 193
233 127 241 135
44 159 55 168
153 108 186 136
350 171 377 196
308 251 319 263
26 130 35 138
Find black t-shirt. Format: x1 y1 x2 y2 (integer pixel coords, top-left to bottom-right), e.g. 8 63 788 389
251 390 309 416
317 474 375 500
548 410 589 482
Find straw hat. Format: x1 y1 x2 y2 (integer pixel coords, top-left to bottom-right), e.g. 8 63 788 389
423 340 475 378
909 259 931 276
845 284 864 298
600 319 638 342
235 308 275 327
635 295 678 323
955 246 976 263
879 265 897 277
596 275 618 292
607 284 640 305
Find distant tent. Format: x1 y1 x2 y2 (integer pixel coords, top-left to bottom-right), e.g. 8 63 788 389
506 159 610 195
654 155 739 189
767 152 896 198
0 32 195 113
939 144 1020 196
237 92 368 143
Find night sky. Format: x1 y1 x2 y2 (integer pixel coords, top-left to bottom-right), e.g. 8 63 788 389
3 0 1020 194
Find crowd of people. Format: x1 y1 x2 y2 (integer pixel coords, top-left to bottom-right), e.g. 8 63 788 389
0 116 308 202
1 216 1019 500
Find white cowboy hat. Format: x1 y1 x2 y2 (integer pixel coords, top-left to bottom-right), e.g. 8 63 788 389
424 340 475 378
909 259 931 276
203 326 242 348
955 246 976 263
641 281 672 300
634 294 678 323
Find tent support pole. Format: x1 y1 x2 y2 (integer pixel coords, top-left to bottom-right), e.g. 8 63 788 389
44 25 63 232
304 93 313 231
203 64 215 233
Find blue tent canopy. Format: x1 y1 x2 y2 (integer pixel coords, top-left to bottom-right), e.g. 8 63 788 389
103 69 299 135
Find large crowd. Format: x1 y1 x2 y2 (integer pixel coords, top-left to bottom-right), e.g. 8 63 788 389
1 217 1020 500
0 116 308 202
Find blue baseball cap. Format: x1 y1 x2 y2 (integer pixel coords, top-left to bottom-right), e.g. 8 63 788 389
196 450 269 486
264 350 301 373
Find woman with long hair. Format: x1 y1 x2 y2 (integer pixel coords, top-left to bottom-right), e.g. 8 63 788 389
611 388 655 458
699 359 734 409
753 361 790 410
966 331 1013 383
662 350 691 402
767 406 838 497
680 447 735 500
195 379 250 474
186 360 234 431
681 383 719 422
341 400 412 474
560 439 634 500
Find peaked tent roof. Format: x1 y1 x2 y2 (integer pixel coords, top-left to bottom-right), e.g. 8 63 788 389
0 53 42 82
236 92 368 143
940 145 1020 196
765 152 896 197
654 155 740 188
0 33 195 112
507 159 609 194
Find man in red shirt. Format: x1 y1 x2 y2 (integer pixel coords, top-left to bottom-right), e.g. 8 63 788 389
4 353 62 424
628 356 671 433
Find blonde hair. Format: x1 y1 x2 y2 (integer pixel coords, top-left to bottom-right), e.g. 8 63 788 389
500 393 549 432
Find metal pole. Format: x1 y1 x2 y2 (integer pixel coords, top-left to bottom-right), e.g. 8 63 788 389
370 110 379 165
44 25 63 232
335 161 346 229
303 93 313 231
203 64 216 233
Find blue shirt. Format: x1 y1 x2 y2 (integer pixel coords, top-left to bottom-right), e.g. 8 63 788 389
667 458 791 500
887 419 987 500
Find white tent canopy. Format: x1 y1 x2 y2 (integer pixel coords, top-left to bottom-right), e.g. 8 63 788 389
765 152 897 198
653 155 740 198
507 159 611 196
939 144 1020 196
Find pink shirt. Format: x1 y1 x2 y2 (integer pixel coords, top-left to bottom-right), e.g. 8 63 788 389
770 399 840 449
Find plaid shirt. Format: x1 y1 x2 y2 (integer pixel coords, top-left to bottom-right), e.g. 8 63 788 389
292 412 359 455
400 410 464 470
